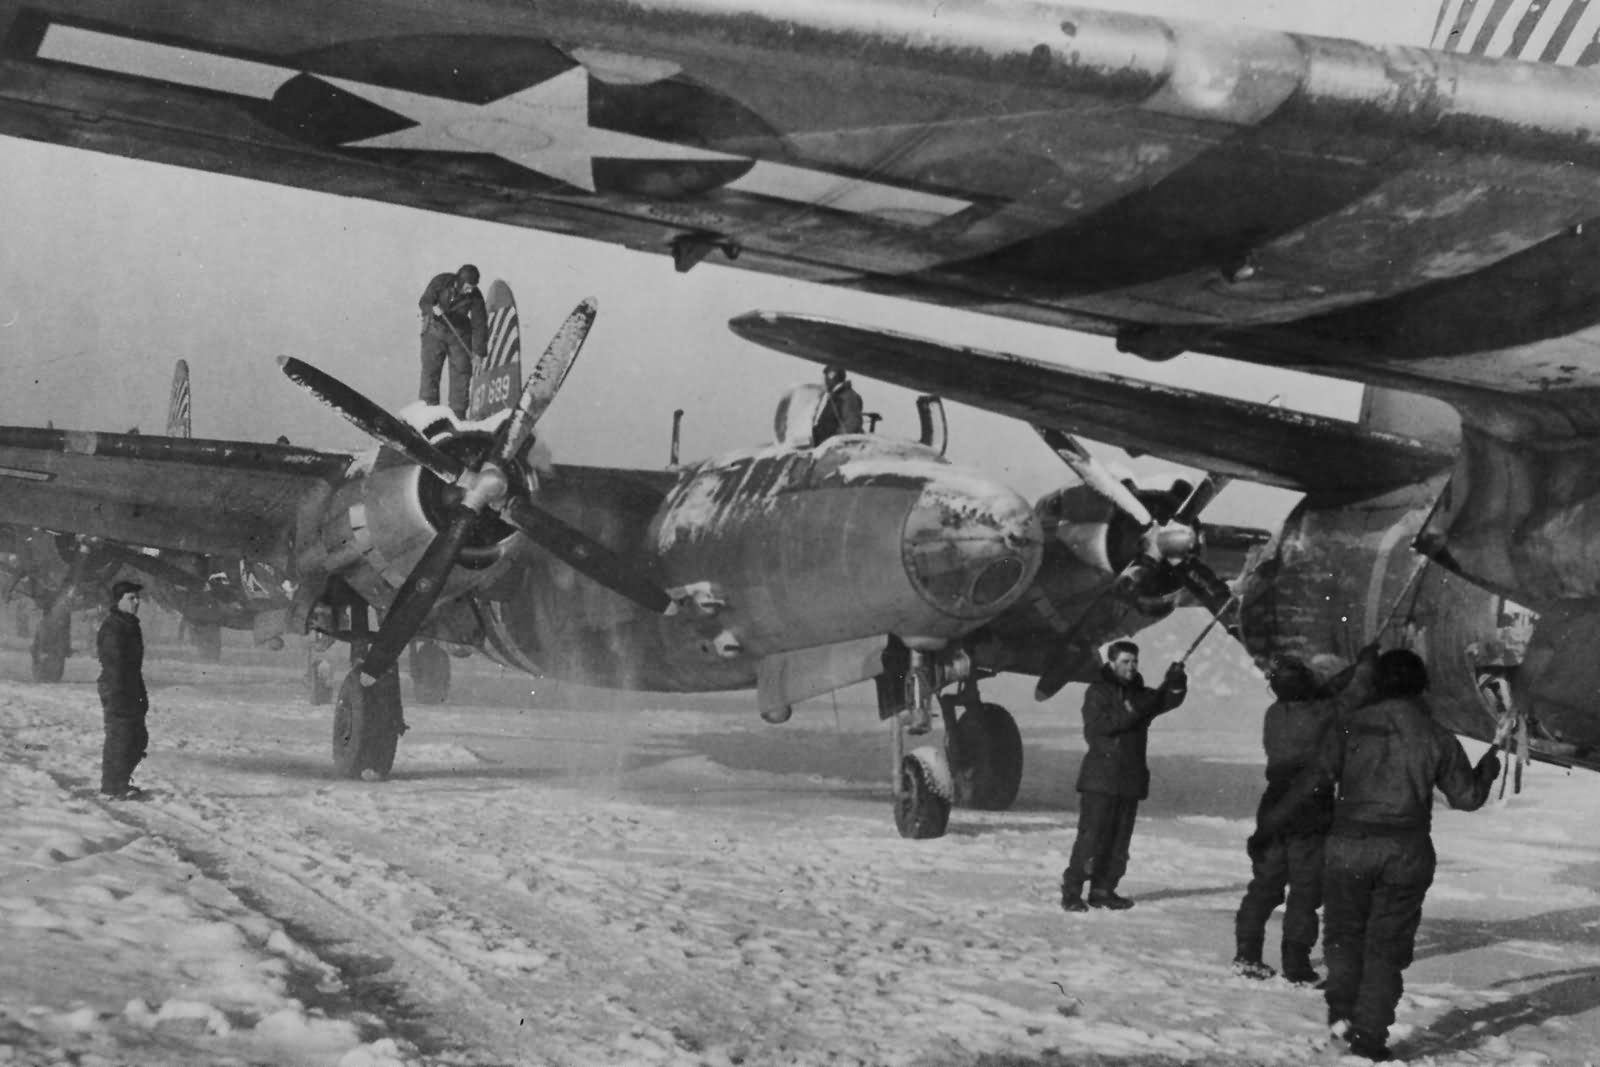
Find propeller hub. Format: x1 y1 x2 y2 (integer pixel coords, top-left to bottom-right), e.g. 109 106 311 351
1151 522 1199 561
462 462 511 513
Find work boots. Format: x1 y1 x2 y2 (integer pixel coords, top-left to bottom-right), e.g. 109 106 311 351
1060 878 1087 913
1087 888 1134 910
1231 938 1276 980
1281 941 1323 987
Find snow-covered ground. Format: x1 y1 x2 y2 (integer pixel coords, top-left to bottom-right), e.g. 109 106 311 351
3 623 1599 1067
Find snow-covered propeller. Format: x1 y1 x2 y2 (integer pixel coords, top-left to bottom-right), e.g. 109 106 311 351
280 298 670 684
1033 426 1235 699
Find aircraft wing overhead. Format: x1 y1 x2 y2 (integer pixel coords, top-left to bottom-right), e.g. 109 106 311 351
0 426 351 559
7 1 1600 404
729 312 1454 497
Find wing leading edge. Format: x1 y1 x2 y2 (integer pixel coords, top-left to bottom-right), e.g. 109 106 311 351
728 313 1453 498
0 426 351 561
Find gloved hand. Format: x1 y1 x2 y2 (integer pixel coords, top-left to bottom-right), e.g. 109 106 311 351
1357 642 1381 664
1246 832 1271 863
431 304 444 317
1165 662 1187 684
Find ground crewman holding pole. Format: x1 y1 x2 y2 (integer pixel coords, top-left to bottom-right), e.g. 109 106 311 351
418 264 488 418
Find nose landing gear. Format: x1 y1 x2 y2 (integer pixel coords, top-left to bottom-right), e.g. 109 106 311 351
880 648 1023 839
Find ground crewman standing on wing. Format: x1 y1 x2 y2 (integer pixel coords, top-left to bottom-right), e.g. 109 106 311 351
1255 648 1502 1062
1060 640 1186 912
97 580 150 800
1233 646 1375 984
418 263 488 418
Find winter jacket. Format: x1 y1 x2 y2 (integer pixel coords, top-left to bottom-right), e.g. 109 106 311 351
813 382 864 442
1258 656 1376 836
1264 695 1499 839
1074 664 1187 799
96 609 148 717
418 273 488 358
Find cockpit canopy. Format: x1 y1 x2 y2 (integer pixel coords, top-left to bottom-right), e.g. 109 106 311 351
773 382 827 447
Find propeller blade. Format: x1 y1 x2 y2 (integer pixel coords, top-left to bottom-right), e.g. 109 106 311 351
1034 427 1154 527
1173 474 1231 526
501 496 672 614
1177 558 1235 618
359 508 478 680
279 356 465 482
496 298 598 464
1034 586 1119 701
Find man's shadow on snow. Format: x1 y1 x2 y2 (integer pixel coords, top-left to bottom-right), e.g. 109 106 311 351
1404 893 1600 1057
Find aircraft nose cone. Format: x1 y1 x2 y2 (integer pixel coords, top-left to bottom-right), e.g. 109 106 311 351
903 470 1043 621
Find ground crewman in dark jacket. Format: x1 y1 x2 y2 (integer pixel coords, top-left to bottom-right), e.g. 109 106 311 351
1255 649 1502 1062
1233 646 1376 984
1061 640 1187 912
98 580 150 799
418 264 488 418
812 365 864 444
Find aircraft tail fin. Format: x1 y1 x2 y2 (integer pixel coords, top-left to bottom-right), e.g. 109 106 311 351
1357 386 1462 451
1432 0 1600 66
466 279 523 421
167 359 192 438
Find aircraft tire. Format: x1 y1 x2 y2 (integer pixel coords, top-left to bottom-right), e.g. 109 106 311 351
191 622 223 664
331 669 401 780
894 753 951 839
31 649 66 684
950 703 1024 811
306 649 333 706
409 641 451 705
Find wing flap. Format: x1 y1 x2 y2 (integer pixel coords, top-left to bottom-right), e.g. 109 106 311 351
729 313 1453 496
0 426 350 559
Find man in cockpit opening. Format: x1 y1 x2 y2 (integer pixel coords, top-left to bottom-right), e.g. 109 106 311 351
812 365 864 445
418 263 488 419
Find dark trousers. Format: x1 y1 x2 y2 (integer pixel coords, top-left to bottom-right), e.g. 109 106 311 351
1235 831 1326 954
1322 833 1435 1046
1063 791 1139 895
419 330 473 417
100 712 148 794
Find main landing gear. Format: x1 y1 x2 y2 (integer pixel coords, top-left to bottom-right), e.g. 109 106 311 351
313 582 407 780
880 648 1024 840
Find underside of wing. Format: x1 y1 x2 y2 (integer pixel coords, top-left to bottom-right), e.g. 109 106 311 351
0 426 351 560
729 312 1454 497
6 2 1600 402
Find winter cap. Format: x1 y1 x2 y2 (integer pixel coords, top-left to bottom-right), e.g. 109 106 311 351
110 580 143 603
456 264 480 285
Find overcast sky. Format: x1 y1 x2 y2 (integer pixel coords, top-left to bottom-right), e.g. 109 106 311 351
0 0 1439 524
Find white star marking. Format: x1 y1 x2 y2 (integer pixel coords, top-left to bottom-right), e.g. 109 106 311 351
37 23 971 218
325 68 737 193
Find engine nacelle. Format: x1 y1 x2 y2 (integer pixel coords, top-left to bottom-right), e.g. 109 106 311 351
1033 476 1205 605
293 438 524 612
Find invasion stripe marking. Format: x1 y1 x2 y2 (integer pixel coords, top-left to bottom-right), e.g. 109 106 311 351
1557 0 1600 62
1485 0 1538 55
1520 0 1578 58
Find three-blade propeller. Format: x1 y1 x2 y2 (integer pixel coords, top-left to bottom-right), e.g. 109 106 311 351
281 298 670 684
1033 426 1236 699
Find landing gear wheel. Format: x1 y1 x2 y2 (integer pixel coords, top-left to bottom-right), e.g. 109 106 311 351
895 752 952 840
306 648 333 706
408 641 451 705
950 702 1024 811
191 622 222 664
332 669 403 780
30 613 70 684
31 648 65 684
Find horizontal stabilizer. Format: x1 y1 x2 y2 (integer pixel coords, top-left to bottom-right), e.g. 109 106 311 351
730 313 1454 497
0 425 349 558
